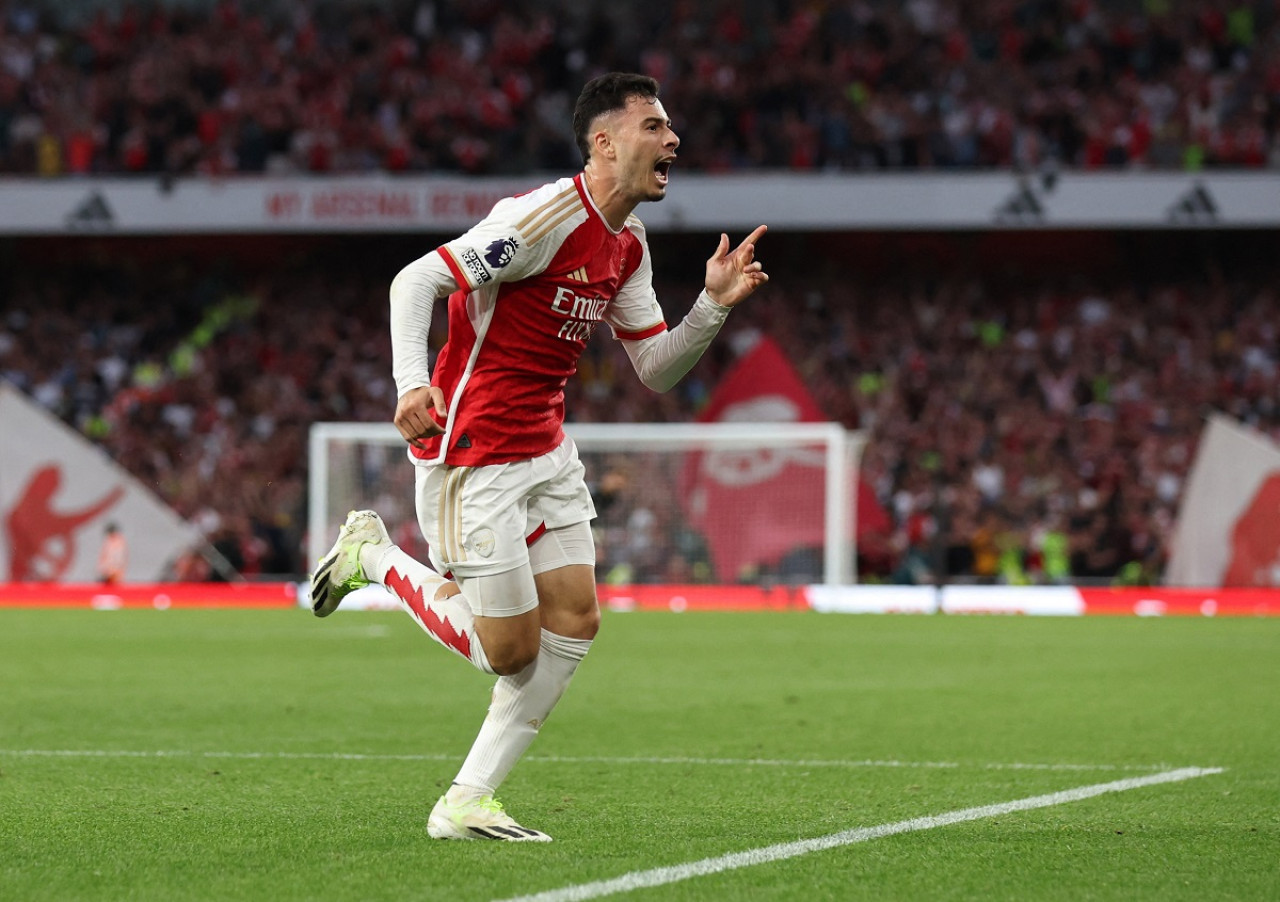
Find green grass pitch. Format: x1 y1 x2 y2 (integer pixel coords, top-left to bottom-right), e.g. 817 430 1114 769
1 608 1277 901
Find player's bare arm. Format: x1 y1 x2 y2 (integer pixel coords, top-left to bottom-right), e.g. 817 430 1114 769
704 224 769 308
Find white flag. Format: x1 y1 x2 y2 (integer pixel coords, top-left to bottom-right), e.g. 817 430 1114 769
0 383 199 582
1167 413 1280 587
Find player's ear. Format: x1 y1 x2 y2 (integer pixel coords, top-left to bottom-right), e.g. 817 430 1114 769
592 125 614 160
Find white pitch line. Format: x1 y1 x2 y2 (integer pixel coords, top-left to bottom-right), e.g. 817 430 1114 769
495 767 1225 902
0 749 457 763
522 754 1181 774
0 749 1192 772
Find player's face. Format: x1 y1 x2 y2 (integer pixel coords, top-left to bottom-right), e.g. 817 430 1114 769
609 94 680 203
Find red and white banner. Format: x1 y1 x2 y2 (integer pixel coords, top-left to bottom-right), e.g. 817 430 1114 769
940 585 1086 616
1166 414 1280 587
1075 586 1280 617
679 336 889 582
4 580 1276 616
938 584 1280 616
598 583 808 612
807 584 938 614
319 583 1280 616
0 384 200 582
0 581 296 608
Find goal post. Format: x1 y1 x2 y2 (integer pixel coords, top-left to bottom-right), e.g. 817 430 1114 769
308 421 867 585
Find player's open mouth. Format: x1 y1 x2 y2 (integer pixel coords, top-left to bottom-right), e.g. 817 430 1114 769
654 159 673 184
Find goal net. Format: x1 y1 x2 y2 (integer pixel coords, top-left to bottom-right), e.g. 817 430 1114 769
308 422 866 586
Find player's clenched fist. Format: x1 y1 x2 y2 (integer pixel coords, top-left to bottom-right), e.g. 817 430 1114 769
395 385 448 449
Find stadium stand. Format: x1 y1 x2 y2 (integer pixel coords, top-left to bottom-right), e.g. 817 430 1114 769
4 229 1277 585
1 0 1277 175
2 1 1278 585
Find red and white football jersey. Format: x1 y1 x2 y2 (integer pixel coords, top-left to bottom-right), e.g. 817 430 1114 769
421 173 667 466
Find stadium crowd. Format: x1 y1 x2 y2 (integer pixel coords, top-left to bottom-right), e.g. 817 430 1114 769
3 233 1276 585
1 0 1278 176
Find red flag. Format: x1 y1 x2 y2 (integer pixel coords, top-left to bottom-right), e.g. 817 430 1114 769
680 336 888 582
1223 472 1280 586
1168 413 1280 586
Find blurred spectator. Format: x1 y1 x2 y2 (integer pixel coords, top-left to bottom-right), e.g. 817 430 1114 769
96 521 126 584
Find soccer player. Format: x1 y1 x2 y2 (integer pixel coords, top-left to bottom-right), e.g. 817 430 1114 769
310 72 768 842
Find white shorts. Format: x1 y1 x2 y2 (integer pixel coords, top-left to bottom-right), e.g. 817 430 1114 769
414 436 597 616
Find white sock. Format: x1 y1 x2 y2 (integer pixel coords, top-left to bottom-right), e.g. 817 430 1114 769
451 628 592 797
362 542 494 674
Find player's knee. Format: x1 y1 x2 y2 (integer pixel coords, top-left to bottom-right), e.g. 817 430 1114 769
475 612 542 675
533 564 600 640
576 605 601 640
540 600 599 640
487 641 539 675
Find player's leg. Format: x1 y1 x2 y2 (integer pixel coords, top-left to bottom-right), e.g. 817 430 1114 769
352 458 550 676
312 500 552 841
450 555 597 791
429 439 598 842
430 549 596 843
425 561 550 841
310 508 496 673
452 439 600 794
366 535 505 674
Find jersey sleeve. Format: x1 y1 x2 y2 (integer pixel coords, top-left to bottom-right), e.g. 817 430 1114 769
609 219 732 393
604 220 667 341
436 194 558 291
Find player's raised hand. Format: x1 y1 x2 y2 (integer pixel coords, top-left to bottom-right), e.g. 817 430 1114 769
394 385 448 450
704 225 769 308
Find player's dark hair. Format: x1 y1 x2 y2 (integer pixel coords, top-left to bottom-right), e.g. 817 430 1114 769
572 72 661 165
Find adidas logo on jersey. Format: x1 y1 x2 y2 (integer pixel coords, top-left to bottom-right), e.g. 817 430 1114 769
566 266 589 282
